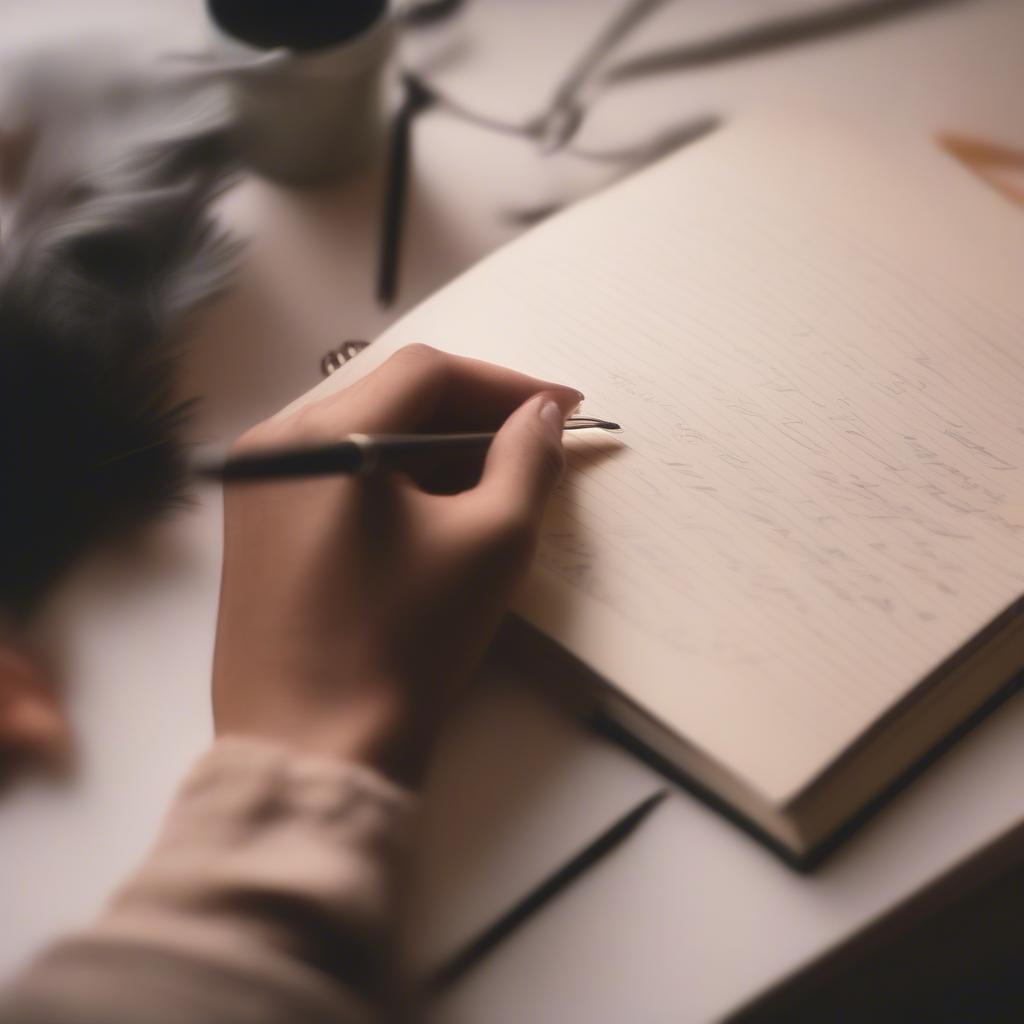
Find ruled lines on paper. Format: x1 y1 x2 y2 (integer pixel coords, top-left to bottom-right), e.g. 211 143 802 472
345 117 1024 797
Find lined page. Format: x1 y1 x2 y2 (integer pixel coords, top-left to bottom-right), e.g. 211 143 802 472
294 115 1024 803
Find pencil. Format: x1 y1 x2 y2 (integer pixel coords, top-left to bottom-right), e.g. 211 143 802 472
194 416 620 482
376 74 434 308
424 789 668 993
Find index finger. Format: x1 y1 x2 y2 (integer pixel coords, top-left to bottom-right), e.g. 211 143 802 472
295 344 582 438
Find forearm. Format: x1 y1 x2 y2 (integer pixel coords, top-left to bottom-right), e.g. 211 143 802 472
0 738 414 1024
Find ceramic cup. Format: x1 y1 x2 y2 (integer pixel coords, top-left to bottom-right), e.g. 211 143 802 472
206 0 395 186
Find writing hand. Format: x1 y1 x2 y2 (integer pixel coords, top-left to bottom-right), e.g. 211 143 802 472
212 344 581 784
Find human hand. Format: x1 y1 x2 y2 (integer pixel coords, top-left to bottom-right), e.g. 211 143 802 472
0 640 69 786
211 344 581 785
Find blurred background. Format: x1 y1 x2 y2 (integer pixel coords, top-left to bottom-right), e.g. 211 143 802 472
1 2 1022 1020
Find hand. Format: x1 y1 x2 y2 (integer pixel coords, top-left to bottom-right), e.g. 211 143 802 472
0 639 69 785
211 344 581 785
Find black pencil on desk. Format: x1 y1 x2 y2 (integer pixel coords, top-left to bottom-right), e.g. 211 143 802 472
194 417 621 482
424 789 669 994
377 74 434 307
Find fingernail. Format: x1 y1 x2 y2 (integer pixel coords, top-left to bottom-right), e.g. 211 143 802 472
538 398 565 436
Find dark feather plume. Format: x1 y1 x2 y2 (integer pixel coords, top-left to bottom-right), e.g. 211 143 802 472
0 53 240 617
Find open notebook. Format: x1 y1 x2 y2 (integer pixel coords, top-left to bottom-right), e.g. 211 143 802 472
285 113 1024 864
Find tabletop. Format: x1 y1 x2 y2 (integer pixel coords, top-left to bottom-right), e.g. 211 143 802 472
2 1 1024 1021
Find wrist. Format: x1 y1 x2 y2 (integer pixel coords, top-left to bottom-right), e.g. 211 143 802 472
215 683 439 788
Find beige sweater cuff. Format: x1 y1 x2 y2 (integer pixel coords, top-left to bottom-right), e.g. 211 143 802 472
4 738 415 1024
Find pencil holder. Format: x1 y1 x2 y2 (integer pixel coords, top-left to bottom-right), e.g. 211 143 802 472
206 0 395 186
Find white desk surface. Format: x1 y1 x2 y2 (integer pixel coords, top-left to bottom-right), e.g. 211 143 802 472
3 2 1024 1021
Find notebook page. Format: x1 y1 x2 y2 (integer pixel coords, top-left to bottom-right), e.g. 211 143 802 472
290 115 1024 803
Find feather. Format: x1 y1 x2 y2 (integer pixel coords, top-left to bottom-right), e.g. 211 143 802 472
0 42 242 617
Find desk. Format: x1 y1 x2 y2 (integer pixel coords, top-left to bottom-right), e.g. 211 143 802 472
2 1 1024 1020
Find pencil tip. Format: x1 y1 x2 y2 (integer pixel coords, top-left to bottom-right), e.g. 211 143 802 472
623 789 669 829
641 789 670 811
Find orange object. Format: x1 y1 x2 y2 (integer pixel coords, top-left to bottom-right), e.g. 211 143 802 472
0 642 71 782
940 133 1024 208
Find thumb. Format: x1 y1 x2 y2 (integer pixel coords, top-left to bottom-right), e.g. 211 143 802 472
476 388 580 526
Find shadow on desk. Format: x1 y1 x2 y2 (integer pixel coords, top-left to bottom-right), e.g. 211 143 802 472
735 824 1024 1022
